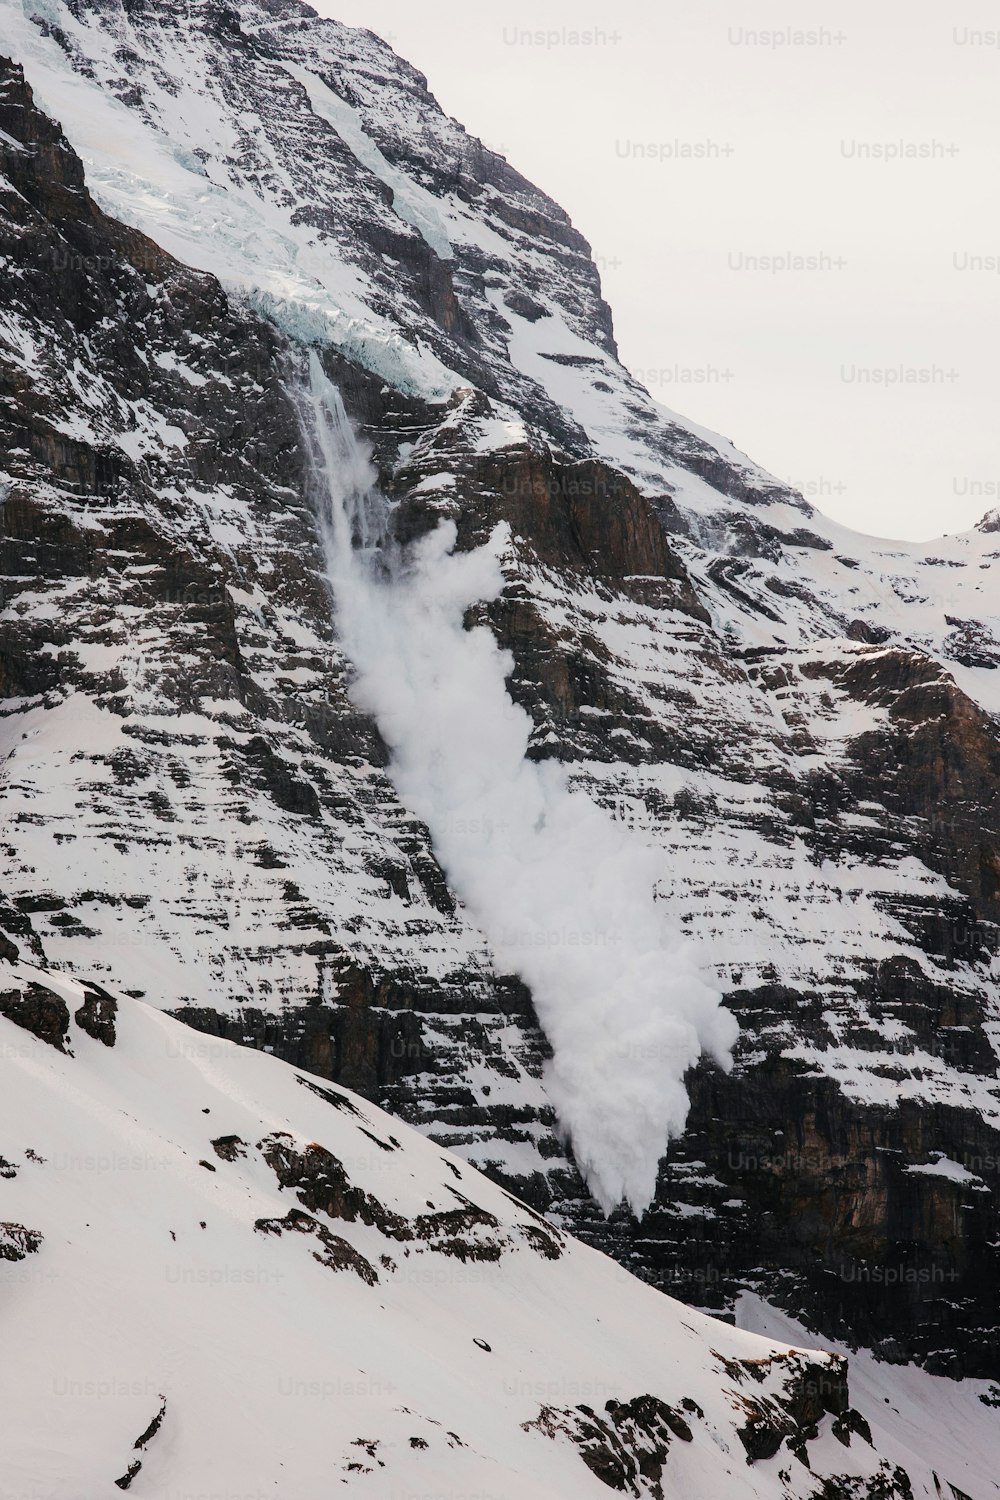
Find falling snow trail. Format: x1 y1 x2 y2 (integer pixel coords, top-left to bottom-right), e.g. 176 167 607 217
300 351 737 1213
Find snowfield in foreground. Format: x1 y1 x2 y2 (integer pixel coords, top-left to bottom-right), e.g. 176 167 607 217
0 960 995 1499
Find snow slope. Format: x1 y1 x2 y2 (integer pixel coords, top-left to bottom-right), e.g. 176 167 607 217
0 959 986 1499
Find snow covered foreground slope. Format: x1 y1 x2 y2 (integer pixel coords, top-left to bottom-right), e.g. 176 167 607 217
0 962 989 1500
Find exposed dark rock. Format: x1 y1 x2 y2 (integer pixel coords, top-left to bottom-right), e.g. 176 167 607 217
848 619 893 645
133 1398 167 1452
832 1408 874 1448
0 1222 44 1261
211 1134 247 1161
74 985 118 1046
525 1395 682 1494
526 1379 886 1498
258 1132 412 1241
254 1206 379 1284
0 982 70 1052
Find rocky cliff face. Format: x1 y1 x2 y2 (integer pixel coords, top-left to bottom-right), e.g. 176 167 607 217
2 0 1000 1382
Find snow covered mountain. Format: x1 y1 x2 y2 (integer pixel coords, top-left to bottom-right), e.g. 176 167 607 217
1 0 999 1407
1 957 995 1499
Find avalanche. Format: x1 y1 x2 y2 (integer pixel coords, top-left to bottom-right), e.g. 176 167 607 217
300 351 737 1214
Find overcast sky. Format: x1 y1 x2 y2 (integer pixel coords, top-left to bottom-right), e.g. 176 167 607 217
322 0 1000 542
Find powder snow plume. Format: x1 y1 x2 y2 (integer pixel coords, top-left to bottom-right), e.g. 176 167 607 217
301 352 737 1213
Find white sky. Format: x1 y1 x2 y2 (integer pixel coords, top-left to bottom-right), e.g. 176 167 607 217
321 0 1000 542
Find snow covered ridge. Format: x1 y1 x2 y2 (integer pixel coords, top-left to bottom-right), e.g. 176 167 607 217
0 0 797 497
0 959 985 1500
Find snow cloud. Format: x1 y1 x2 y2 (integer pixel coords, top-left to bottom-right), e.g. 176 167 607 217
301 352 737 1214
